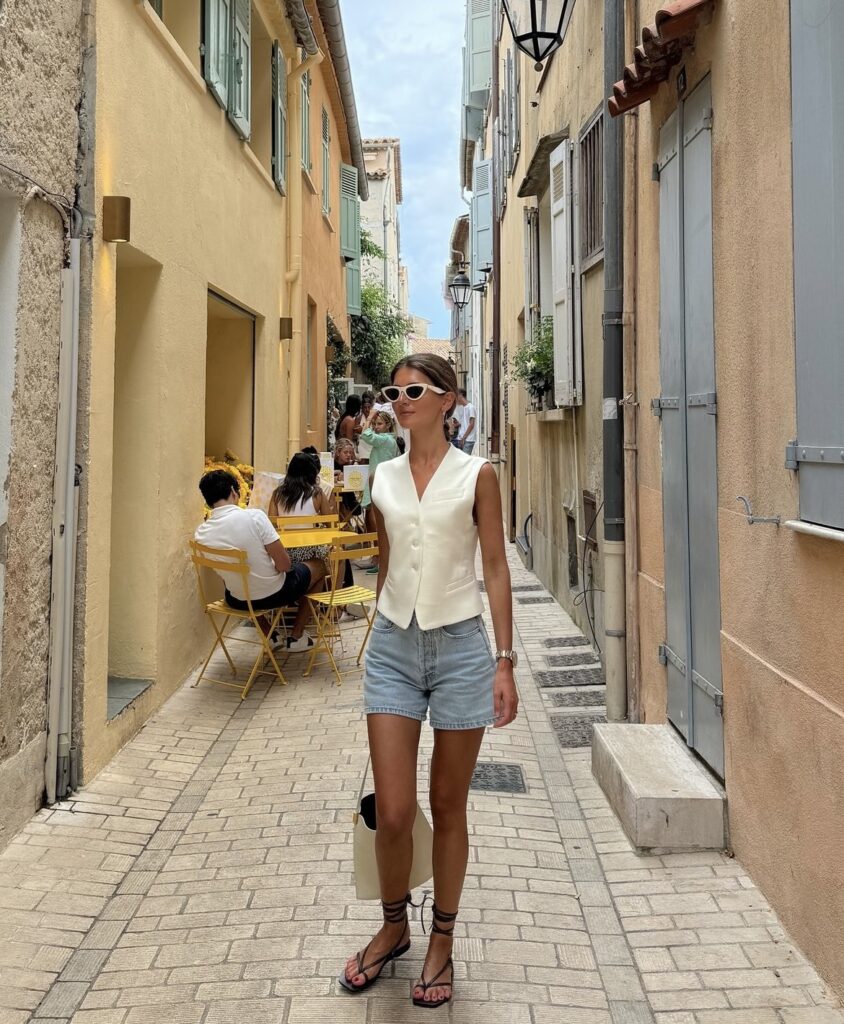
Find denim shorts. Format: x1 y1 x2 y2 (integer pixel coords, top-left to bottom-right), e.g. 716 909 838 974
363 612 496 730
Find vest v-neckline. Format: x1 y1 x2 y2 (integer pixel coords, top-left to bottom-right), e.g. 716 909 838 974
408 445 454 504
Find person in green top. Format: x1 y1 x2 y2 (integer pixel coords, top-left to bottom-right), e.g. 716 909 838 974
359 409 400 573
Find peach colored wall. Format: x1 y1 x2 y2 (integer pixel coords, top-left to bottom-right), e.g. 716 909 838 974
632 0 844 996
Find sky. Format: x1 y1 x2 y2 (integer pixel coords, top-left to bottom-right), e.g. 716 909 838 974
343 0 466 340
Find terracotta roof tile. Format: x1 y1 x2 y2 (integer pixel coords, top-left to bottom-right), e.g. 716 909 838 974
609 0 715 117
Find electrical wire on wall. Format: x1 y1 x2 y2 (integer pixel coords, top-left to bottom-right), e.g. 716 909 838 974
573 498 604 655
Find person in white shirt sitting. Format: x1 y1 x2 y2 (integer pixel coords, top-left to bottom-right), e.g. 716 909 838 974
195 469 326 652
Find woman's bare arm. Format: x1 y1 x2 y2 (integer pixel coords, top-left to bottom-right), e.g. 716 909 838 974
373 503 390 601
475 463 518 728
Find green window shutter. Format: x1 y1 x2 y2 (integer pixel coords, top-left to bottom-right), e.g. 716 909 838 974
322 108 331 214
228 0 251 139
471 158 492 287
340 163 359 261
202 0 231 110
271 41 288 194
467 0 492 96
300 71 311 170
347 258 362 316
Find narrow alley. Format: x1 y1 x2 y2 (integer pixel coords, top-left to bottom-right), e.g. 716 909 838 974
0 550 839 1024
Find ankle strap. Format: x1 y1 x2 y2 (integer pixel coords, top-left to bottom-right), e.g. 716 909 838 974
381 894 410 923
431 903 458 935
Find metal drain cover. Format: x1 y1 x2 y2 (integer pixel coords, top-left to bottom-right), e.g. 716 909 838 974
517 596 555 605
551 714 606 748
511 584 544 592
536 668 606 688
470 762 527 793
548 690 606 708
543 636 590 648
546 652 601 668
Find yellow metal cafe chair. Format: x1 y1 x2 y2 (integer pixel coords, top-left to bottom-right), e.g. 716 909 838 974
189 540 289 699
303 532 379 686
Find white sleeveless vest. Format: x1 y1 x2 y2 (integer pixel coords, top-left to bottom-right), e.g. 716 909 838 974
371 446 487 630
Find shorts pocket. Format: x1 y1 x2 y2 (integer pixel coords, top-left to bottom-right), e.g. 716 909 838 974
372 611 397 634
440 616 482 639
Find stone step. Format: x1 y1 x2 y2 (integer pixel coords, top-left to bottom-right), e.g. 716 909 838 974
592 723 726 851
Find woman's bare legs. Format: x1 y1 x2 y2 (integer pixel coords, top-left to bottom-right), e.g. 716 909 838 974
343 713 422 987
413 726 486 1004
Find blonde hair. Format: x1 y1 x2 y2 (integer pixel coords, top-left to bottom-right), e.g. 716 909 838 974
372 411 395 433
334 438 355 457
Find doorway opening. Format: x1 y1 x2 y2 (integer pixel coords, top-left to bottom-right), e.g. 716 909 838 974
205 292 256 467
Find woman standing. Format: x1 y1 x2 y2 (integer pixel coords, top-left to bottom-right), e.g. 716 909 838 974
354 391 376 463
335 395 362 444
358 408 399 574
339 354 518 1007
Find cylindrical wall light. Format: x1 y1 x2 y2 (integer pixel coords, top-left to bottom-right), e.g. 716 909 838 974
102 196 131 242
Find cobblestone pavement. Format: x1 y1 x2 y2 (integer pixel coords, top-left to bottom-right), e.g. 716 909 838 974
0 549 840 1024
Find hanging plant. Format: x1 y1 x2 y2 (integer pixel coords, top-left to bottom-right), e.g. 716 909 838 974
511 315 555 407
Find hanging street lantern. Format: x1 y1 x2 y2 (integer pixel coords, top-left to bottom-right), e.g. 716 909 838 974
502 0 570 70
449 270 472 310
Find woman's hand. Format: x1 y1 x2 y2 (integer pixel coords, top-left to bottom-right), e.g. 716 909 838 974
493 661 519 728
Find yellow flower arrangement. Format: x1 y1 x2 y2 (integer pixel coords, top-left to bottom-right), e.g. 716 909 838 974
203 456 251 510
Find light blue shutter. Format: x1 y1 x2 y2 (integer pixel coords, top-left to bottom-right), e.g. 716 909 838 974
471 159 492 287
300 71 311 170
550 140 575 406
203 0 231 110
789 0 844 530
467 0 492 96
341 164 361 314
271 41 287 194
228 0 251 139
322 108 331 214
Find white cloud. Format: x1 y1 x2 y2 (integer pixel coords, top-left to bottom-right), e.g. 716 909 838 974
344 0 465 338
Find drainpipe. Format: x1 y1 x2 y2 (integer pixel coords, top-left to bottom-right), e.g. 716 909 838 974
286 47 324 458
603 0 627 722
490 23 501 458
622 0 642 722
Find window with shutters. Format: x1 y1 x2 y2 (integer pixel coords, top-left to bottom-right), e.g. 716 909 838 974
579 110 604 265
202 0 252 139
523 206 540 344
228 0 252 139
789 0 844 530
271 41 288 194
151 2 203 74
301 71 312 171
341 164 362 315
467 0 493 100
321 108 331 216
494 112 507 220
505 49 521 178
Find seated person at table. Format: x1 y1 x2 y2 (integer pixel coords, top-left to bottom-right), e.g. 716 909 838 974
333 439 362 521
195 469 326 652
268 453 336 569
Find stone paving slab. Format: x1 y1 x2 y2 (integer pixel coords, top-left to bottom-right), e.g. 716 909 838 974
0 548 839 1023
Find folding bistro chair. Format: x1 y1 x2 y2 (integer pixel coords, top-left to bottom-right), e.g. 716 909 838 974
303 532 379 686
273 514 341 531
189 540 289 699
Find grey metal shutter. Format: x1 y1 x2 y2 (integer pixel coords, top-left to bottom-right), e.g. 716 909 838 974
789 0 844 530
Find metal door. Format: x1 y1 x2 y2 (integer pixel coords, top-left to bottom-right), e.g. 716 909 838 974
656 75 724 778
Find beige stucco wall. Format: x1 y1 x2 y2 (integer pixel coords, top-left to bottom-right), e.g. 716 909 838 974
0 0 84 846
631 0 844 995
497 1 606 641
79 0 350 780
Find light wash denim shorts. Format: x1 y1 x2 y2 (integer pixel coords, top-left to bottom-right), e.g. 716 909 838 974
363 611 496 730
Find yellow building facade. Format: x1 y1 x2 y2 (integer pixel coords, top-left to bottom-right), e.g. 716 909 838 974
79 0 365 778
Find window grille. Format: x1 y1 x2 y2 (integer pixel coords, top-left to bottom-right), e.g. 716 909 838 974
579 113 604 262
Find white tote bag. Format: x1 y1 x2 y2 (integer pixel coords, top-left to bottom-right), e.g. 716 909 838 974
353 755 434 901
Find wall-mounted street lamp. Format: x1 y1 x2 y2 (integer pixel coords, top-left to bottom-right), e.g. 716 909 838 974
102 196 131 242
502 0 570 70
449 269 472 310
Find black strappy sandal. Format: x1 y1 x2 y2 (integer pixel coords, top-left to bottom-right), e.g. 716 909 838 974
412 903 457 1008
338 894 412 993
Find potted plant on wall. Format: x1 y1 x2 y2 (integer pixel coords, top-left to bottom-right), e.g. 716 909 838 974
511 315 555 411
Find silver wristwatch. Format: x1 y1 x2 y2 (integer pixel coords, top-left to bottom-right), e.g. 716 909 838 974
495 649 518 668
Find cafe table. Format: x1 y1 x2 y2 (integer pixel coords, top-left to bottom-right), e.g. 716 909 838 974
277 527 353 550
